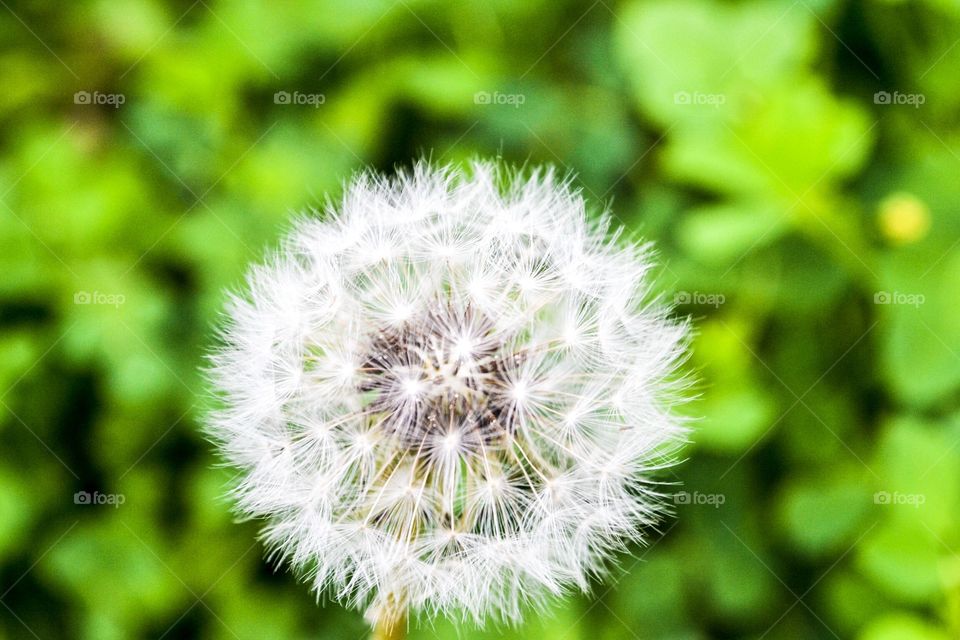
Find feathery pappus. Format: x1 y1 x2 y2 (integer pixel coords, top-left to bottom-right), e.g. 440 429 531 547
206 162 689 630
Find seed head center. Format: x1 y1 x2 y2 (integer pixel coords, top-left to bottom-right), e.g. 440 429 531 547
358 304 515 448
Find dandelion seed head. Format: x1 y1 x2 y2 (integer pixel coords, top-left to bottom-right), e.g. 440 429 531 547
207 162 688 626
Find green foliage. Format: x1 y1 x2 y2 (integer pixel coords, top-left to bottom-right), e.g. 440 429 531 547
1 0 958 638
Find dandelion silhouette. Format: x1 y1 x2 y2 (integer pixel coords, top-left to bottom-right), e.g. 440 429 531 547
207 162 688 638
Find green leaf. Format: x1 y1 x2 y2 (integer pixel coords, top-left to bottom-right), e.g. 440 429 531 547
775 466 871 557
676 201 787 264
880 250 960 408
859 613 951 640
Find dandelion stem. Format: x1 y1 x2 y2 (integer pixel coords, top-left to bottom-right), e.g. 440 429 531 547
371 612 406 640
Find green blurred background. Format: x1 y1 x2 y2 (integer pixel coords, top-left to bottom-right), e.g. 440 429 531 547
2 0 959 638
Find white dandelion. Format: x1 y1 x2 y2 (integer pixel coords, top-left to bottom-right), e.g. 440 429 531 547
207 161 689 637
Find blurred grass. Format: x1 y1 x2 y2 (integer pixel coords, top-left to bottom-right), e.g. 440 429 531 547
1 0 959 638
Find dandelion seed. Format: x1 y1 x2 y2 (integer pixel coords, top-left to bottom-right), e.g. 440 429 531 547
206 161 689 636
